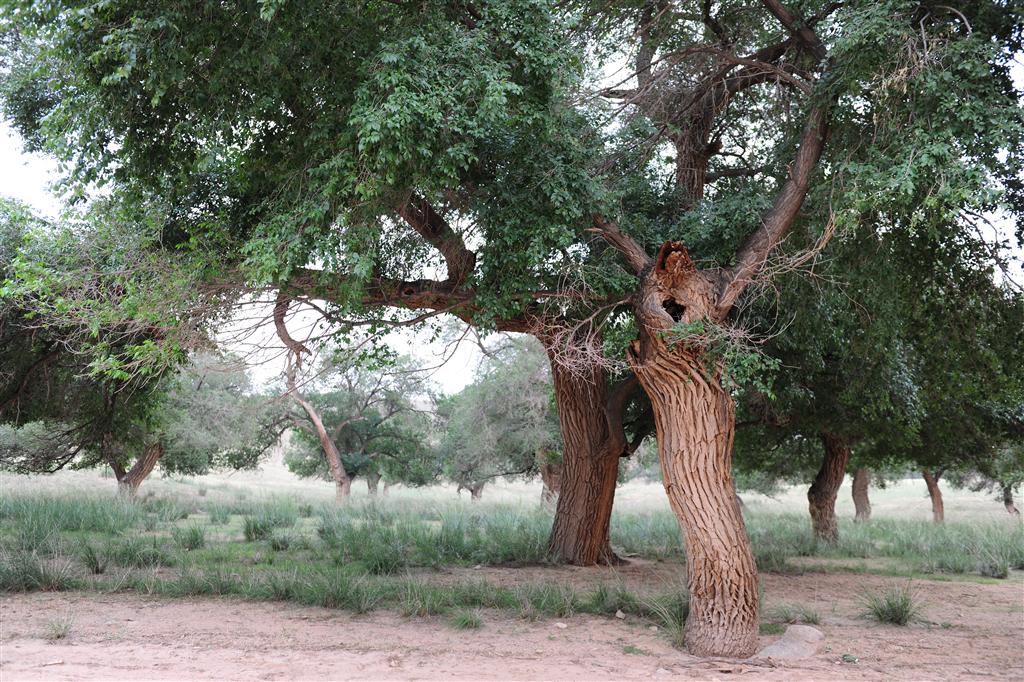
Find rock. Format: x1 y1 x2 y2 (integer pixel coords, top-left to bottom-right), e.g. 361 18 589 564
615 610 626 620
648 626 658 632
752 625 825 660
554 622 568 629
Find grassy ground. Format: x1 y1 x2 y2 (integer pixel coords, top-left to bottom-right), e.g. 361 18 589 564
1 458 1021 650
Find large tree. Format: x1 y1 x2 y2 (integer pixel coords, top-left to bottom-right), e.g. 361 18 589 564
3 0 1021 656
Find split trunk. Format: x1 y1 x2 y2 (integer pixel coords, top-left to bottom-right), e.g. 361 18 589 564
113 442 165 496
630 343 759 657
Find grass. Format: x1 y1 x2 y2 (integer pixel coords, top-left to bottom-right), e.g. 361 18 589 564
173 525 206 551
44 611 74 641
449 610 483 630
860 582 924 625
0 483 1019 653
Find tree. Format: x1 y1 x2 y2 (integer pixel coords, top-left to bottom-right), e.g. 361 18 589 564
436 336 562 501
0 198 271 492
4 0 1021 656
279 346 437 499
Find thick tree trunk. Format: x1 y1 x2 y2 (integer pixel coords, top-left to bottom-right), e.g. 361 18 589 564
627 241 760 658
546 356 621 566
808 433 850 543
382 480 391 496
630 347 758 657
116 442 165 496
852 467 872 522
366 471 381 496
1002 484 1019 516
470 482 484 501
922 469 944 523
539 460 562 508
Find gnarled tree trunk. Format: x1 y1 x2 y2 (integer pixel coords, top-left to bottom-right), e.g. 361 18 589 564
851 467 871 522
626 241 760 658
922 469 944 523
115 442 165 496
808 433 850 543
546 355 621 566
630 345 758 657
1003 484 1020 516
366 470 381 496
539 460 562 508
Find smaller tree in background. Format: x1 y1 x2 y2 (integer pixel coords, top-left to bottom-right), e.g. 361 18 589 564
278 344 436 499
436 337 561 502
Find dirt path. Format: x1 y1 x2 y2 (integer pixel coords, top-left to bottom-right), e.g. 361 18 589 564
2 571 1022 681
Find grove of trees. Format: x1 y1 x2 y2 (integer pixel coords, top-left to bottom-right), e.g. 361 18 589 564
1 0 1022 657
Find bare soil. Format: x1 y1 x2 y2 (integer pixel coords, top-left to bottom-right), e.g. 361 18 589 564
2 567 1022 681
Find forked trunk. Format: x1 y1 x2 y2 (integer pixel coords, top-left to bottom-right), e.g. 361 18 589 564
366 471 381 496
539 461 562 508
116 442 165 497
808 433 849 543
470 483 484 501
1002 484 1019 516
546 356 620 566
627 241 759 657
852 467 872 522
922 469 944 523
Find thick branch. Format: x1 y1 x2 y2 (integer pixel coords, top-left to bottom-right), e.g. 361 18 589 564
397 195 476 285
716 104 830 314
591 215 652 275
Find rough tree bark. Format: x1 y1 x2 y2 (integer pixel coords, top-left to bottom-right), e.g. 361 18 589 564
1003 484 1020 515
544 344 643 566
851 467 872 522
922 469 944 523
808 433 850 543
539 460 562 508
113 442 165 496
470 483 485 501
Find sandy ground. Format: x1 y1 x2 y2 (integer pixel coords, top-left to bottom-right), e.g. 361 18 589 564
2 569 1022 681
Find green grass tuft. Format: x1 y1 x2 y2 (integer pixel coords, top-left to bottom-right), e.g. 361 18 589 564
861 582 923 625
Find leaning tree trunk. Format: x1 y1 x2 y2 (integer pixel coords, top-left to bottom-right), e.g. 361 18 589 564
546 355 621 566
116 442 165 496
366 471 381 497
626 241 760 658
629 343 759 657
852 467 872 522
539 460 562 508
922 469 944 523
808 433 850 543
1002 484 1019 516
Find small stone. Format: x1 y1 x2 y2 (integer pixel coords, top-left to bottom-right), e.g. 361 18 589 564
648 626 658 632
615 610 626 620
554 622 568 629
473 564 483 570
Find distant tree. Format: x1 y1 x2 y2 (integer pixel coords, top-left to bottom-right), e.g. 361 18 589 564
280 349 437 499
0 198 268 493
437 337 562 501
